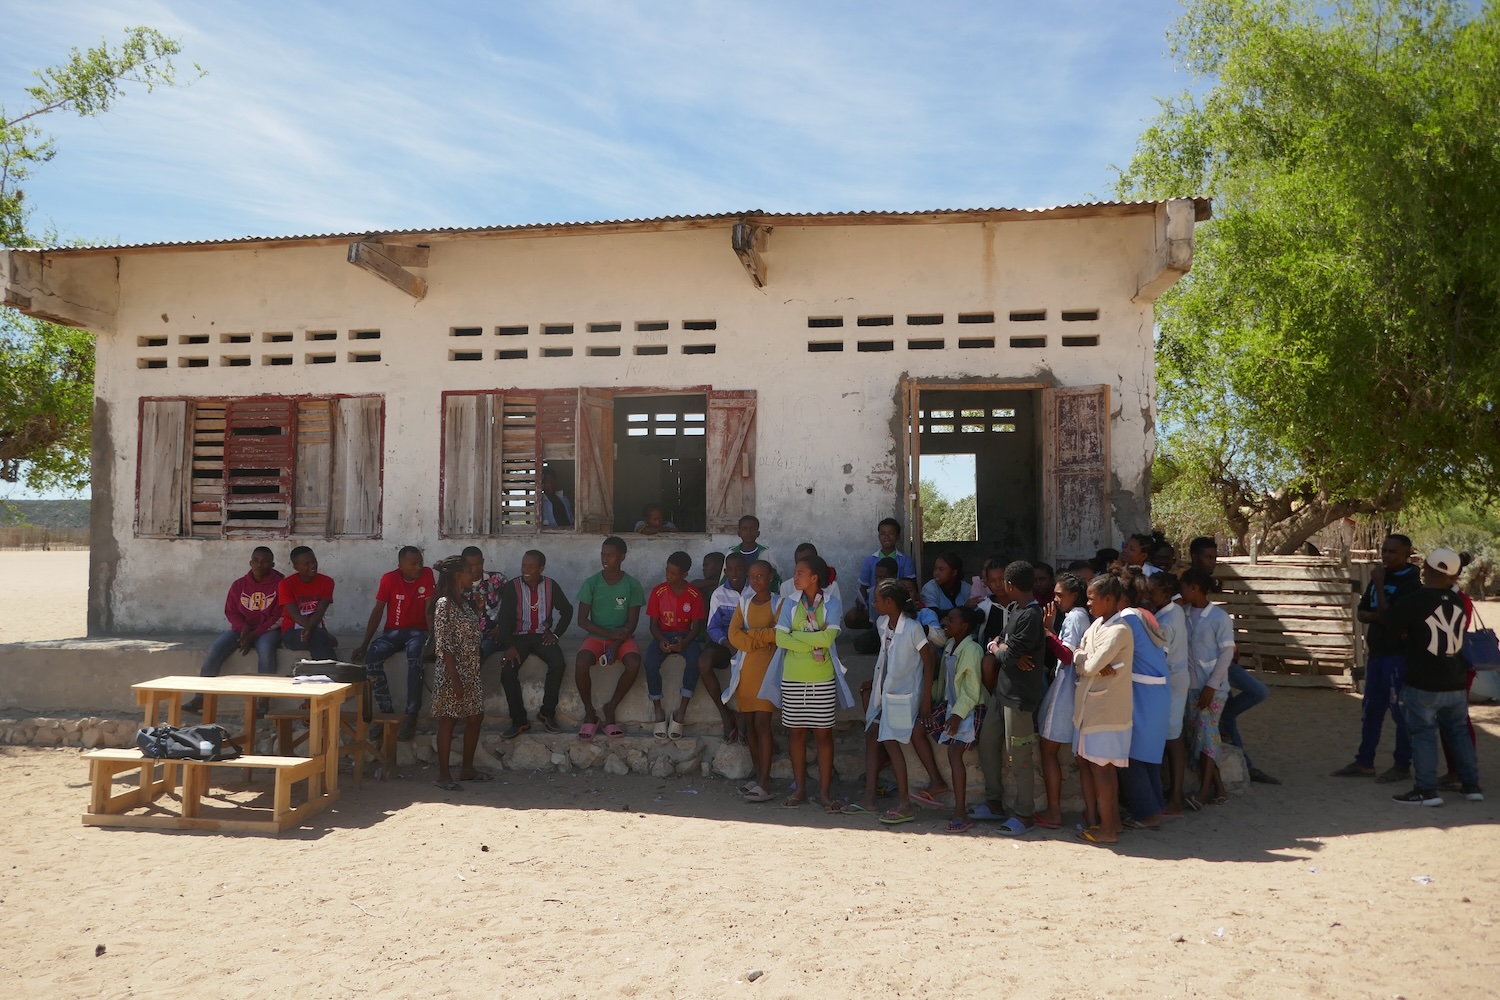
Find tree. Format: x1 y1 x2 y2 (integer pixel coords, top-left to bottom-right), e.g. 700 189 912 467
1 27 199 490
1118 0 1500 554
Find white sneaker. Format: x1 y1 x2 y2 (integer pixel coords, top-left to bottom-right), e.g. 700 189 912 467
1463 784 1484 802
1392 788 1444 807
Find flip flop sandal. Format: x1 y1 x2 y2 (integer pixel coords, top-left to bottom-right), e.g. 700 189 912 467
824 799 847 814
603 723 626 739
841 802 874 815
912 789 946 809
995 816 1032 836
1211 795 1230 805
783 796 807 808
1076 828 1117 846
653 720 669 742
878 809 917 825
1121 817 1160 831
667 717 684 740
434 780 462 791
1031 813 1062 830
874 782 898 798
943 819 974 834
577 722 598 742
741 783 775 803
966 802 1006 821
1184 794 1204 812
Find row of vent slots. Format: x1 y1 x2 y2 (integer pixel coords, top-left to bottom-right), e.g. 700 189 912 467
810 335 1098 352
139 353 381 369
449 344 714 361
137 330 380 348
453 320 714 337
808 310 1097 327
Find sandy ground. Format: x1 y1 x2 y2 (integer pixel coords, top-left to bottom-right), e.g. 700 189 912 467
3 551 1498 997
0 550 89 643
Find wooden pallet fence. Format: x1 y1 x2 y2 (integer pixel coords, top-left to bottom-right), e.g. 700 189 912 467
1215 558 1360 675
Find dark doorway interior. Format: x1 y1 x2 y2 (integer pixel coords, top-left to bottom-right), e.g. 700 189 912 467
612 394 707 533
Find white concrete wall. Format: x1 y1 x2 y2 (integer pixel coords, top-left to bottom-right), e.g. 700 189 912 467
94 217 1158 633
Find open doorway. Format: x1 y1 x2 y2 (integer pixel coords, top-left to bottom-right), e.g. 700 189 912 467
612 393 707 533
912 388 1040 579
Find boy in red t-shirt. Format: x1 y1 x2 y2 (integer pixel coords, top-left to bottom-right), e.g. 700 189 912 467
279 546 337 661
642 550 706 740
353 545 437 741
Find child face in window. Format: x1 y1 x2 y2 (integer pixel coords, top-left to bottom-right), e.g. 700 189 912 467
643 507 664 530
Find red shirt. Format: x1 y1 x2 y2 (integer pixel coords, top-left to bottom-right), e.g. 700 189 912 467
646 582 705 633
376 568 436 630
279 573 335 630
225 570 284 635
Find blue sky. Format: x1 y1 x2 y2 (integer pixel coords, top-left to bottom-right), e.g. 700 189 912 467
3 0 1196 498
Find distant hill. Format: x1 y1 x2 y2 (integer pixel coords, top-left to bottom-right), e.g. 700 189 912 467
1 499 91 530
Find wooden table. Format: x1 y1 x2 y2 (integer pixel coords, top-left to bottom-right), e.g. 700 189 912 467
81 675 356 834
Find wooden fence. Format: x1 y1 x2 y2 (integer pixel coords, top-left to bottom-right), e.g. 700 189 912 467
0 526 89 550
1215 556 1362 675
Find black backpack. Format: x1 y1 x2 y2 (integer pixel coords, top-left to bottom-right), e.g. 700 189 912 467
136 724 241 761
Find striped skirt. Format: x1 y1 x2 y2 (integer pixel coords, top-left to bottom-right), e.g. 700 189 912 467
781 679 838 729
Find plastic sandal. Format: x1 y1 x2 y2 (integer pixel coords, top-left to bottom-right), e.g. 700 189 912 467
995 816 1031 836
667 716 683 740
912 789 946 809
603 723 626 738
841 802 874 815
653 719 669 742
944 819 974 834
967 802 1006 821
577 722 598 742
878 809 916 825
1031 813 1062 830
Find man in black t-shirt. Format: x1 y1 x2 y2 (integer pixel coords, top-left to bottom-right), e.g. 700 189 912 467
1387 548 1482 805
1332 534 1423 781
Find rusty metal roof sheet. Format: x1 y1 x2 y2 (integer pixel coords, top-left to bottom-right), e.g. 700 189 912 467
6 199 1210 256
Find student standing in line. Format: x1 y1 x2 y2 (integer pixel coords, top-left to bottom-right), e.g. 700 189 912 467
697 551 751 742
185 546 284 714
725 559 782 802
1034 571 1091 829
1143 571 1192 817
979 561 1046 836
920 552 967 615
1333 534 1422 782
1116 569 1172 831
279 545 337 662
760 554 853 811
494 548 573 739
574 536 646 740
936 604 987 834
852 580 937 825
430 555 488 791
967 556 1013 819
1072 573 1134 844
724 515 779 589
1180 567 1234 809
647 551 707 741
353 545 437 743
1388 547 1483 806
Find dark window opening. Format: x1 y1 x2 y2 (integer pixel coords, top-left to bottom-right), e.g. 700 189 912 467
807 317 843 328
857 315 894 327
542 324 574 335
588 346 621 357
231 426 281 438
139 336 168 348
588 322 622 333
496 349 528 360
180 357 209 368
636 321 668 332
350 352 381 362
265 356 292 366
857 340 895 352
450 350 483 362
808 341 844 352
451 327 483 337
906 314 943 325
635 345 668 356
496 325 528 337
613 394 707 533
352 329 381 340
223 357 251 367
958 312 995 324
222 334 251 344
180 335 208 345
265 333 293 343
542 347 574 358
308 354 336 364
908 339 944 350
683 319 716 331
1062 335 1100 347
308 330 337 341
682 344 716 355
1009 310 1046 322
140 358 167 369
958 337 996 349
1061 310 1099 322
1009 336 1046 349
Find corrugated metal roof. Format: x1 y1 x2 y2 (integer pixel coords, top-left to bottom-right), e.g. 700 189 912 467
6 199 1210 256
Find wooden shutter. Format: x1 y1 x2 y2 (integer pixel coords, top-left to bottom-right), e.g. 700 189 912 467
1042 384 1111 564
538 388 578 461
901 378 923 573
705 390 757 533
137 400 187 537
575 387 615 533
222 397 294 537
442 392 492 536
293 398 332 536
186 400 226 537
494 393 540 533
330 395 383 537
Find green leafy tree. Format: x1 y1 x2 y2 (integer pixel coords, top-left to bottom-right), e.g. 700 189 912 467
920 478 952 542
1 27 199 490
1119 0 1500 554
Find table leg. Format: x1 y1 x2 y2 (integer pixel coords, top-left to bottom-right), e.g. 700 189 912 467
242 695 257 782
326 692 348 793
307 696 326 799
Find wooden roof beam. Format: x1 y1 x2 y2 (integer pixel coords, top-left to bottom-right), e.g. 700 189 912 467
731 222 769 288
347 241 428 300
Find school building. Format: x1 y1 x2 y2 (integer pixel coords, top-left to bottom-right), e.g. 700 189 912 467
1 200 1208 636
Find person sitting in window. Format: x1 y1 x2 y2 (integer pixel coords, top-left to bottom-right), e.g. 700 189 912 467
353 545 437 743
184 546 284 714
634 503 677 535
540 468 573 527
279 545 337 663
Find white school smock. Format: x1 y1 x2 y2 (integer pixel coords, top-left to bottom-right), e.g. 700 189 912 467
864 613 929 742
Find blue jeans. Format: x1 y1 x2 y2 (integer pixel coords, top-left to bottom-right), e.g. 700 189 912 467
281 623 335 661
1122 758 1164 820
200 629 281 676
1405 687 1478 792
1219 662 1268 768
1356 653 1410 770
365 628 428 716
642 633 703 701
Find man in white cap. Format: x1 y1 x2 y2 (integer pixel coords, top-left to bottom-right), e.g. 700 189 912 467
1387 547 1482 805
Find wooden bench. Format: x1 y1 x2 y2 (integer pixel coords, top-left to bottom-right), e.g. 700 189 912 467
82 748 332 835
266 708 401 786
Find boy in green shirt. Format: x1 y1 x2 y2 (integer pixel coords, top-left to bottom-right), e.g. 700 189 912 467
574 535 646 739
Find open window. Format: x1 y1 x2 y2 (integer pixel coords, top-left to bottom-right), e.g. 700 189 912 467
135 394 383 539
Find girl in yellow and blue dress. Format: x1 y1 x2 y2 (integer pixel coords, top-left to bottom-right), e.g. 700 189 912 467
758 554 854 812
431 555 488 792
